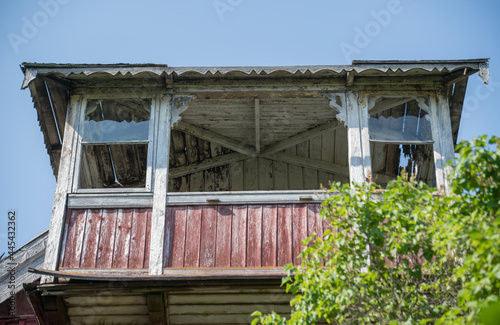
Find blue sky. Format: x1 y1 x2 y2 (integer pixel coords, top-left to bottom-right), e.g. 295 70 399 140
0 0 499 251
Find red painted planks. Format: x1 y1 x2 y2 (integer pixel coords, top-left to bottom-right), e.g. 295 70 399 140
80 209 103 268
171 207 187 268
144 208 152 267
262 205 278 267
96 209 118 268
215 205 232 267
247 205 263 267
113 209 133 268
292 204 308 265
307 204 323 243
184 206 202 267
163 207 176 268
62 209 87 268
200 206 217 268
231 205 248 267
129 208 149 268
277 205 293 266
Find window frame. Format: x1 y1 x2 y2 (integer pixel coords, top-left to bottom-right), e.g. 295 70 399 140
361 91 442 187
72 95 157 193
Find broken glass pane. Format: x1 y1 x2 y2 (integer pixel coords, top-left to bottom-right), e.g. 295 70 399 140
79 143 148 189
82 99 151 143
369 99 432 143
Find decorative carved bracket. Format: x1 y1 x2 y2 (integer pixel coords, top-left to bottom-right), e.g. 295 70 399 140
171 95 196 128
479 62 489 84
323 93 347 125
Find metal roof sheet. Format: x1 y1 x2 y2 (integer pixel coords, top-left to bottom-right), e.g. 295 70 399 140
21 59 490 89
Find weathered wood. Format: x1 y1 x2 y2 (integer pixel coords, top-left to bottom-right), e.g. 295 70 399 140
287 164 303 190
184 206 202 267
184 134 199 164
43 95 81 283
204 168 215 192
307 204 322 241
168 293 292 305
147 293 166 324
130 208 149 268
96 209 117 268
163 207 175 268
272 160 288 190
231 205 247 267
80 209 102 268
166 191 322 205
261 205 277 266
215 205 232 267
261 120 340 156
228 160 244 191
292 204 308 265
62 209 87 268
247 205 263 267
172 207 187 268
277 205 292 266
70 315 149 325
432 90 455 191
270 152 350 178
347 91 368 184
369 97 412 115
200 206 217 268
449 79 468 145
175 121 256 157
113 209 132 268
189 171 204 192
255 98 261 153
169 152 246 178
65 295 147 306
169 303 291 315
149 95 171 275
244 158 258 190
67 193 153 209
259 157 273 190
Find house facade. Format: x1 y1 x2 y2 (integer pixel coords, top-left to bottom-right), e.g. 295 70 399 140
3 59 489 324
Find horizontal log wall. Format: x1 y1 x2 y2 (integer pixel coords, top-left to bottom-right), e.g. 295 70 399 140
163 203 325 269
60 208 152 269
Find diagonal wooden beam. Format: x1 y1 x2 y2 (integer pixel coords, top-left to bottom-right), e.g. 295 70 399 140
267 152 393 184
174 121 256 157
267 152 350 177
369 97 412 115
260 119 341 156
169 152 247 178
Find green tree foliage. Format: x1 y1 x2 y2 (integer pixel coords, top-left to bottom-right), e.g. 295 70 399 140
252 135 499 324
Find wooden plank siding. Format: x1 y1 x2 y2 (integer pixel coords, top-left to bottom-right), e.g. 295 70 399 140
163 203 322 269
60 208 152 269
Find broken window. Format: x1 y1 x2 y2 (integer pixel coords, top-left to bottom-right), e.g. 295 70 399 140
369 98 436 187
78 99 152 189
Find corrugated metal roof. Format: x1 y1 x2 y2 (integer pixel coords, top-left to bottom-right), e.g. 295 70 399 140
21 59 490 89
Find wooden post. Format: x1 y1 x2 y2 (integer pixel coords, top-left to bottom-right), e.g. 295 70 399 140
430 89 454 191
149 94 172 275
42 96 82 283
346 91 372 185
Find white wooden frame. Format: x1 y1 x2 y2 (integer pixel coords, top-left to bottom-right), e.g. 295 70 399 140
72 94 157 193
359 90 454 190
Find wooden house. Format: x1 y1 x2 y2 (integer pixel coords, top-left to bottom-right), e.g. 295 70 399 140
14 59 488 324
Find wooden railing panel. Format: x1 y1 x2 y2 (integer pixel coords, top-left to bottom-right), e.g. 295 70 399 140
60 208 151 269
163 203 321 270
